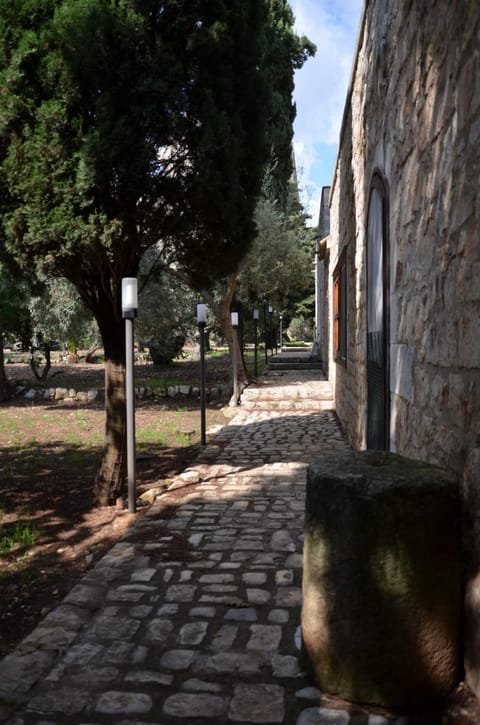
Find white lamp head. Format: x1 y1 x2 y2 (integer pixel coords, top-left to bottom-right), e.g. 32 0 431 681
231 312 239 327
253 309 259 320
197 303 207 324
122 277 138 318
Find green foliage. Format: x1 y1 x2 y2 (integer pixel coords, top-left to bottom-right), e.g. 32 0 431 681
28 275 96 350
137 248 198 364
0 520 38 554
287 315 313 342
262 0 315 206
236 177 316 321
0 0 276 295
0 264 32 345
0 0 314 497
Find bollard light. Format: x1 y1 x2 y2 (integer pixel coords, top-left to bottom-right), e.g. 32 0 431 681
197 303 207 325
253 308 259 380
197 303 207 446
122 278 138 318
263 299 268 365
231 311 239 406
122 277 138 513
268 305 274 355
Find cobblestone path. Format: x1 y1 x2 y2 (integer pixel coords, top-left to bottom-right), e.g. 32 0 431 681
0 371 410 724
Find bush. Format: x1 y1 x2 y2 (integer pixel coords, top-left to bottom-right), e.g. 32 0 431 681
287 315 313 342
148 334 186 366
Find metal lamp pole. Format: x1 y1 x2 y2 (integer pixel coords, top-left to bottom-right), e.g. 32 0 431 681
231 311 239 406
263 299 268 365
279 314 283 351
268 305 273 355
197 303 207 446
253 308 259 380
122 277 138 514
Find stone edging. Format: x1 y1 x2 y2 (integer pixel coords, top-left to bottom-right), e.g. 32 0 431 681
13 383 230 403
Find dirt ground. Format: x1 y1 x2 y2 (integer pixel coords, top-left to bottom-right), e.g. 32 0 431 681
0 357 231 658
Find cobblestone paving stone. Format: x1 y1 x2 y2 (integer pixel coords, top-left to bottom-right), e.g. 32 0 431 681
0 371 407 724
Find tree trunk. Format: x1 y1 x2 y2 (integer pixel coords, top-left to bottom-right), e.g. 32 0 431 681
30 344 51 381
202 274 248 387
84 340 101 363
216 274 248 384
93 316 127 506
0 330 11 402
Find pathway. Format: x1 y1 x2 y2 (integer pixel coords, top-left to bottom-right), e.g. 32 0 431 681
0 370 415 724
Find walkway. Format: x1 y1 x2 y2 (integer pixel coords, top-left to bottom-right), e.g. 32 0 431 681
0 370 407 724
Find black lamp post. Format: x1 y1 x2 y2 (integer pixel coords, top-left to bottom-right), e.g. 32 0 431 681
268 304 274 355
279 314 283 351
253 308 259 380
122 277 137 514
197 303 207 446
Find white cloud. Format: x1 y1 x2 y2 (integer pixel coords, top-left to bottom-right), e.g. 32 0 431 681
290 0 364 223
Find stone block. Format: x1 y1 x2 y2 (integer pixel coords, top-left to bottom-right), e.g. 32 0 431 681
302 451 461 707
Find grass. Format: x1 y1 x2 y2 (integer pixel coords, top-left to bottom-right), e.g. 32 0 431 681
0 520 39 554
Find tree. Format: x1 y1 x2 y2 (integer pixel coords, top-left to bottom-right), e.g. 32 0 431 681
137 248 198 365
0 1 279 504
201 176 315 384
26 276 98 379
195 1 315 385
0 264 32 400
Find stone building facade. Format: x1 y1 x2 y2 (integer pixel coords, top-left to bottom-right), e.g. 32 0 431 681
322 0 480 696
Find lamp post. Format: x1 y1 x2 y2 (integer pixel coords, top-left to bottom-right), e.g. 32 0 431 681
279 314 283 351
197 303 207 446
253 308 259 380
122 277 137 514
231 311 239 406
263 299 268 365
268 305 273 355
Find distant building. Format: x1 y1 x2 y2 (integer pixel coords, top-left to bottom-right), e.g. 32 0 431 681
320 0 480 698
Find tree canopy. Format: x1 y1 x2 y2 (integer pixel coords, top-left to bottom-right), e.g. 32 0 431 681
0 0 314 503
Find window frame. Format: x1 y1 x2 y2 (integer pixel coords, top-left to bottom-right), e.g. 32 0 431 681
333 248 347 365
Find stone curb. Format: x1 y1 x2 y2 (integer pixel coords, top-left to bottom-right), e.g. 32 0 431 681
14 383 230 403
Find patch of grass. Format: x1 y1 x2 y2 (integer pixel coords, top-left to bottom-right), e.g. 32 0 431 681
0 521 38 554
72 410 90 429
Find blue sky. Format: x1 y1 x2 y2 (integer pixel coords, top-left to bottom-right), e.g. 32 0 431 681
289 0 364 225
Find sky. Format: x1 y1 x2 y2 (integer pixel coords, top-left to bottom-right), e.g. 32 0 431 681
289 0 364 226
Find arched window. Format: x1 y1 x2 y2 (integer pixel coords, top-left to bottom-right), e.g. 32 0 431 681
333 249 347 364
366 173 390 450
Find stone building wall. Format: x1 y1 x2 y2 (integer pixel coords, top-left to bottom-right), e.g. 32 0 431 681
326 0 480 694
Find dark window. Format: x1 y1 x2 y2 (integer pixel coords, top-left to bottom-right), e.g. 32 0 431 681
366 173 390 450
333 250 347 364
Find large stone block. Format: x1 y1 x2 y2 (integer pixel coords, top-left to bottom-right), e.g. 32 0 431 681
302 451 461 707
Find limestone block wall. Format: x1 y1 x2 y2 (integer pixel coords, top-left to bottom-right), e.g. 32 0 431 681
329 0 480 476
328 0 480 695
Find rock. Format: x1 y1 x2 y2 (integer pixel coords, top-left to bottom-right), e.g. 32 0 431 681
302 451 461 707
179 469 201 484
